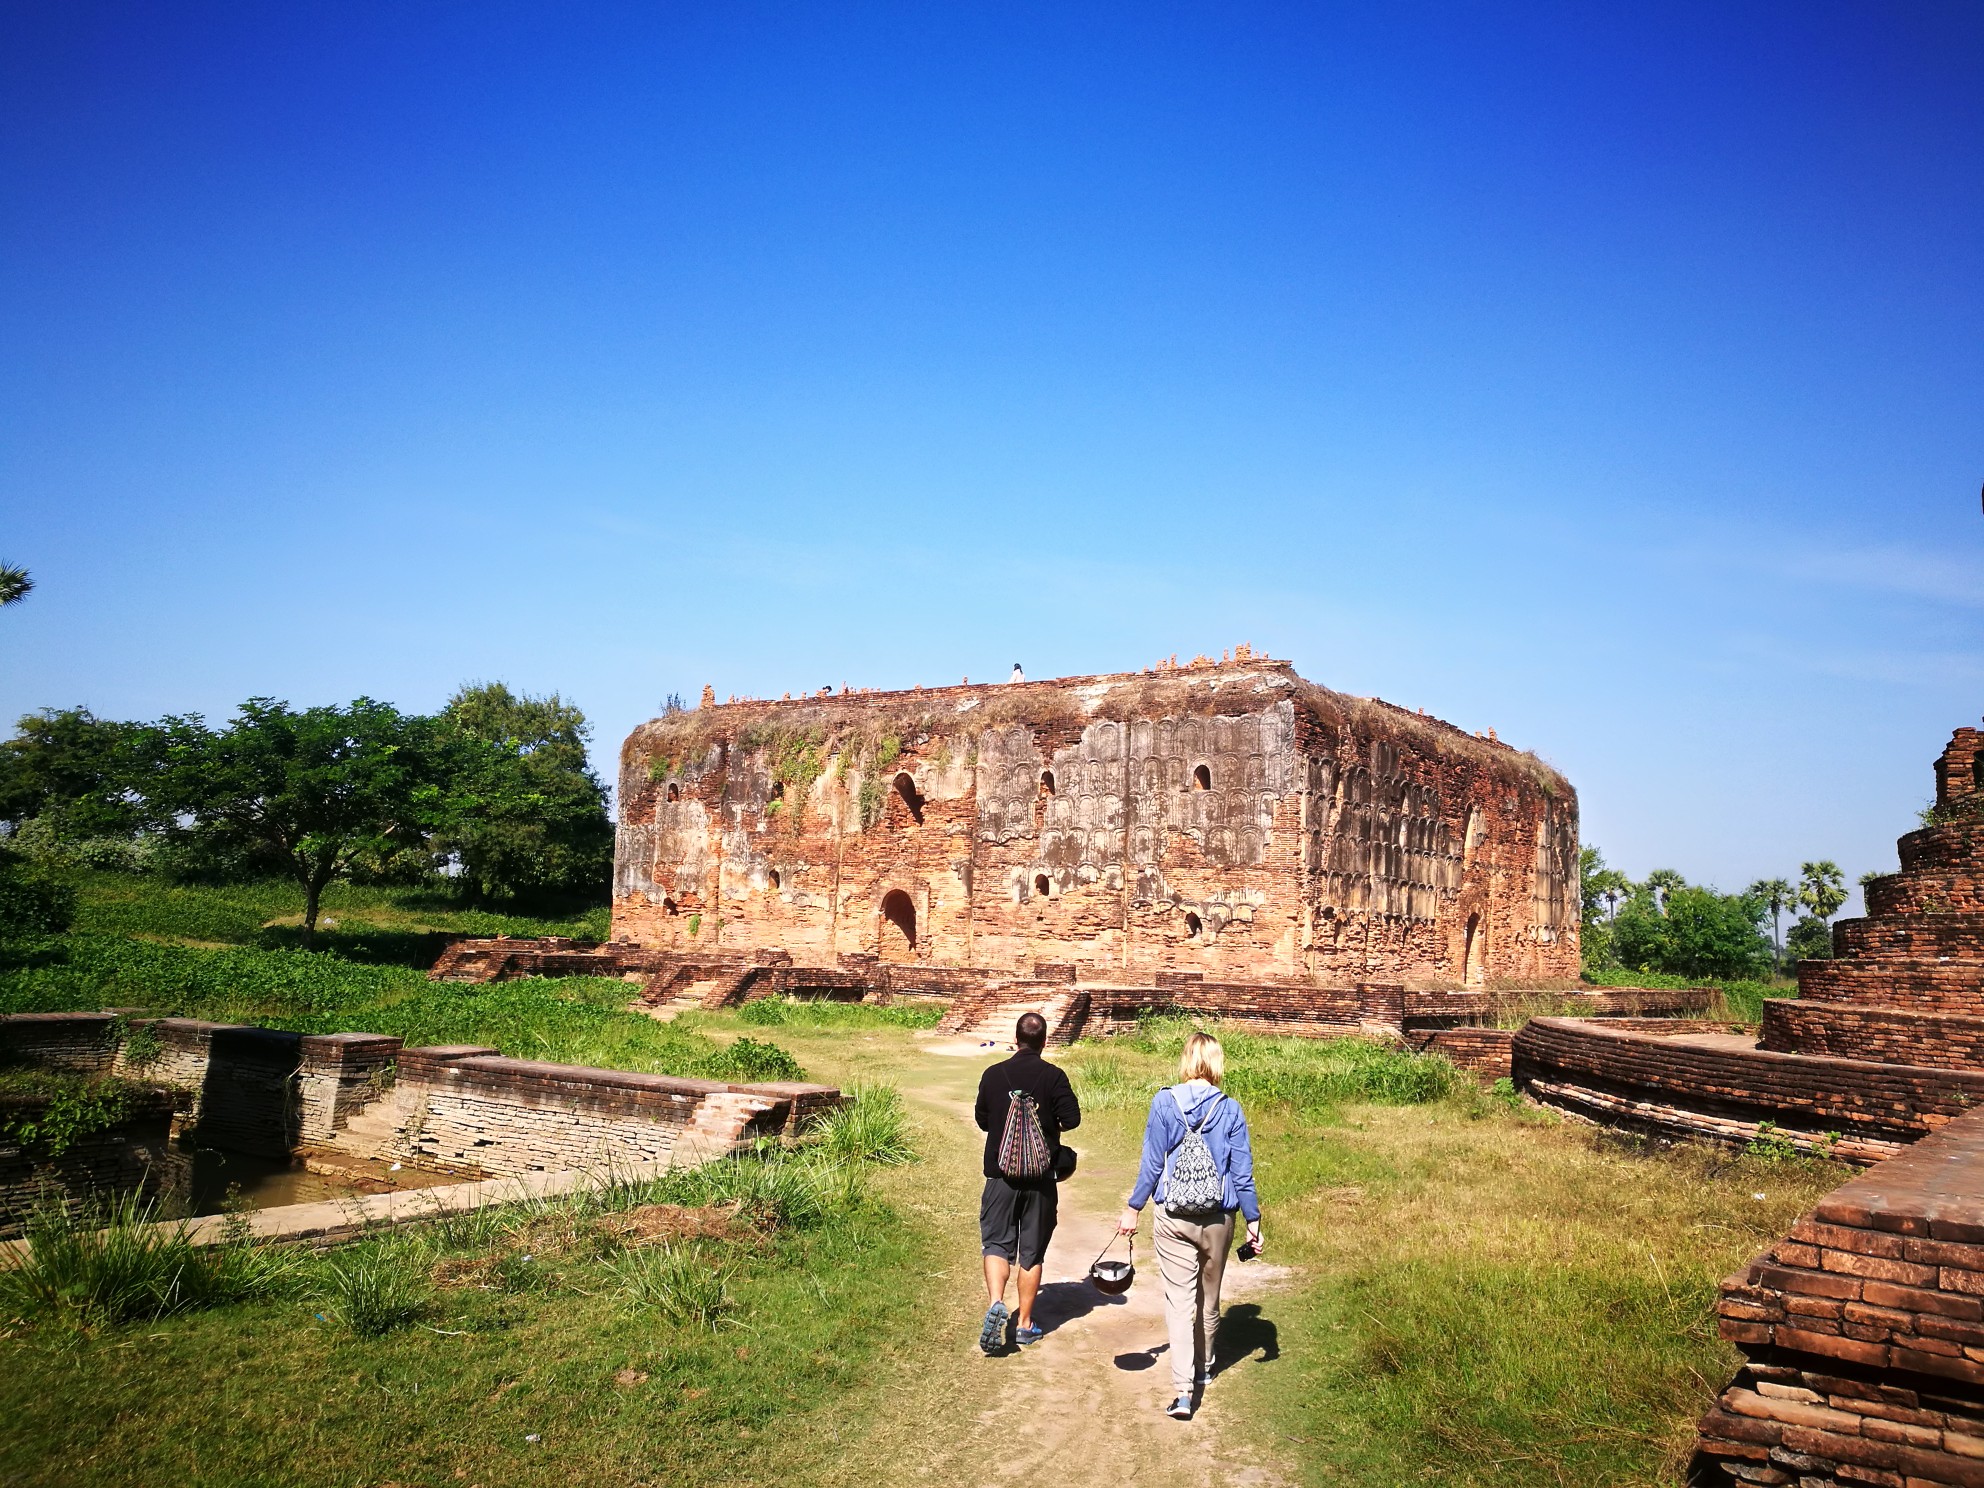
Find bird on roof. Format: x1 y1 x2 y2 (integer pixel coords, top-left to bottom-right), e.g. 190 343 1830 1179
1010 663 1025 683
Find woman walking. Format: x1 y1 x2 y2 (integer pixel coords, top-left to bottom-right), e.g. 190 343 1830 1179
1118 1030 1263 1421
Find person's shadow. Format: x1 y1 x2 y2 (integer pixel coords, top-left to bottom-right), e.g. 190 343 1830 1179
1030 1278 1128 1334
1111 1303 1280 1376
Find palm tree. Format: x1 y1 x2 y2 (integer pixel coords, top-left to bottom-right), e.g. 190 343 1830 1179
0 564 30 608
1747 878 1795 971
1644 868 1686 911
1595 870 1630 921
1798 860 1848 924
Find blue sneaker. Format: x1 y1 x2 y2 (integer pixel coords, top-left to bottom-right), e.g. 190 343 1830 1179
979 1301 1009 1354
1015 1323 1044 1346
1166 1393 1194 1420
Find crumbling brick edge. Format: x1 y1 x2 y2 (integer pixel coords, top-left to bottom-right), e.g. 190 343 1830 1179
0 1158 679 1266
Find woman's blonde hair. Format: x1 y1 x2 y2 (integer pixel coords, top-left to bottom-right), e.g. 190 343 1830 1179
1179 1031 1225 1086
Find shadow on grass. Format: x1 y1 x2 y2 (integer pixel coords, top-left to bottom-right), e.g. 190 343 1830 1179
255 925 453 967
1217 1302 1280 1370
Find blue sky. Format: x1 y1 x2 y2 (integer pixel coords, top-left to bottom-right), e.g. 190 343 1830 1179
4 2 1981 906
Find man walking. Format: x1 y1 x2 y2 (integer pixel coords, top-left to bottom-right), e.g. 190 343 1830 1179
974 1011 1080 1352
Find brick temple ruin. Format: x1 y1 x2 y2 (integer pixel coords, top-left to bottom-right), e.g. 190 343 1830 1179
609 651 1581 987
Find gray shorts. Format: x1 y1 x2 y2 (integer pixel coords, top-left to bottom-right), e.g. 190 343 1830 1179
979 1177 1058 1270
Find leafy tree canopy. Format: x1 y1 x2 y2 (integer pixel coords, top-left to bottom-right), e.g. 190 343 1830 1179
146 698 452 946
0 707 152 839
430 682 613 905
1612 881 1771 981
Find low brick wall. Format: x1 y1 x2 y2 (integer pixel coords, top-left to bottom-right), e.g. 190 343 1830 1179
371 1046 841 1177
0 1086 184 1238
3 1012 844 1186
1405 1027 1516 1080
1694 1105 1984 1486
1763 1000 1984 1074
1079 980 1407 1038
1513 1018 1984 1161
1403 986 1714 1026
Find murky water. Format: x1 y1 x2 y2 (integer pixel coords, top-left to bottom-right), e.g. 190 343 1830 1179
177 1145 463 1216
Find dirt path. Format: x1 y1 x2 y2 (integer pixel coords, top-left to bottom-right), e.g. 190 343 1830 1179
883 1039 1294 1488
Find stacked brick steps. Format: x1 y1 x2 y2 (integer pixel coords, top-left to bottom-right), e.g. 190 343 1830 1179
937 985 1088 1046
1695 1105 1984 1487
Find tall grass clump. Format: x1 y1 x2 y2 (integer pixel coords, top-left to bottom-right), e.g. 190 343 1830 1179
611 1243 733 1330
1072 1018 1462 1116
0 1196 298 1326
810 1083 914 1166
737 995 944 1031
318 1250 429 1335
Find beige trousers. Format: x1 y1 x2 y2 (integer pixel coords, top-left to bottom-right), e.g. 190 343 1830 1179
1152 1209 1236 1392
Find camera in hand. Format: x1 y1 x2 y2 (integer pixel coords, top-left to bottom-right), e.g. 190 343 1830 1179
1236 1240 1257 1262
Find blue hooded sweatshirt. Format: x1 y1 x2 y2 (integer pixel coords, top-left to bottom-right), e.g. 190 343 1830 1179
1127 1080 1260 1222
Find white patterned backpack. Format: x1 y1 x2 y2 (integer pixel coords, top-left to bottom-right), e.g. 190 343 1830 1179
1164 1088 1226 1216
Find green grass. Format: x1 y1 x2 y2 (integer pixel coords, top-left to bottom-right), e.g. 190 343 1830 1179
1581 966 1796 1023
737 994 945 1031
66 870 610 963
0 933 797 1082
1062 1016 1464 1116
0 1130 933 1488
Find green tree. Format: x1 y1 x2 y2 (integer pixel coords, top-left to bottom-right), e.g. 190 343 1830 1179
0 707 151 840
0 564 30 607
0 846 74 943
145 698 450 946
1643 868 1686 911
429 682 613 904
1798 860 1848 923
1784 914 1834 964
1746 878 1795 972
1613 883 1772 980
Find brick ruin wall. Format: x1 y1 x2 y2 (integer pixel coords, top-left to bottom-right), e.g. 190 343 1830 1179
1513 1017 1984 1165
1695 1104 1984 1488
608 659 1579 989
0 1012 842 1192
368 1045 838 1178
1758 728 1984 1071
0 1085 183 1238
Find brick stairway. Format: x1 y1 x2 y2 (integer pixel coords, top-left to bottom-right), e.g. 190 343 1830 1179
938 984 1089 1046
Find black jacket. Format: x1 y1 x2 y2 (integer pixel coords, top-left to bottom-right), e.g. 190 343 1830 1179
975 1047 1081 1182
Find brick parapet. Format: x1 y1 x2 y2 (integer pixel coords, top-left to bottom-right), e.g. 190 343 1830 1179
1403 1027 1516 1080
1513 1018 1984 1152
1695 1106 1984 1486
0 1011 121 1074
377 1049 842 1177
1763 1001 1984 1074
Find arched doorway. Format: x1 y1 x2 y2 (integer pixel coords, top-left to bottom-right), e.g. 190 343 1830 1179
893 773 924 825
880 889 917 961
1462 912 1484 987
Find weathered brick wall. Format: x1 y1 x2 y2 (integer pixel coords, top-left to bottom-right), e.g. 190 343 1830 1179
368 1046 842 1177
1078 980 1406 1037
0 1088 182 1238
1695 1105 1984 1487
1763 1001 1984 1074
1513 1018 1984 1159
611 658 1578 988
0 1010 122 1074
1404 1027 1516 1080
